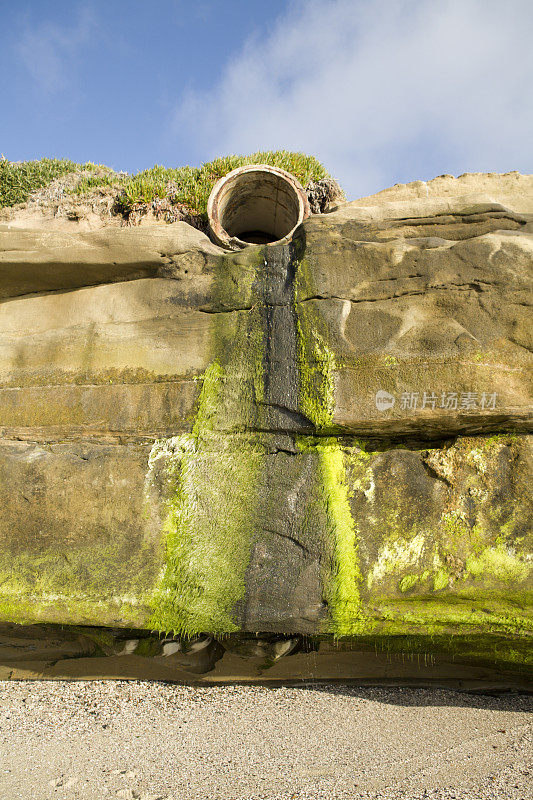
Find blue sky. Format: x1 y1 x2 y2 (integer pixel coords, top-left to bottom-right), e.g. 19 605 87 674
1 0 532 199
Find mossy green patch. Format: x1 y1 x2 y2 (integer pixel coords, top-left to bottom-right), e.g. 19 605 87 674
433 568 451 591
466 544 530 583
0 539 156 628
298 437 363 635
367 533 426 590
146 429 263 636
374 593 533 636
294 259 336 430
317 441 363 633
146 247 268 637
399 574 419 593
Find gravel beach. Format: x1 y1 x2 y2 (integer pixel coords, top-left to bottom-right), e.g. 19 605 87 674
0 682 531 800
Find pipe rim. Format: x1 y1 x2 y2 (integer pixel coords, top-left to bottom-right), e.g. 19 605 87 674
207 164 310 250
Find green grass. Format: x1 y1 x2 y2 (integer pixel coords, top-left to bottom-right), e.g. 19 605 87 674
0 157 91 207
88 151 334 221
1 151 341 223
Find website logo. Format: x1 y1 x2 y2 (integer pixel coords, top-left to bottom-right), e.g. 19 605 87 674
375 390 395 411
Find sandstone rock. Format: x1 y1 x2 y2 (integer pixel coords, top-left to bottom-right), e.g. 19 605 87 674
300 205 532 438
0 439 159 626
0 277 211 436
0 222 223 298
0 173 531 676
347 171 533 215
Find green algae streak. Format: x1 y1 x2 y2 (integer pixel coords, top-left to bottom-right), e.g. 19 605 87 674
316 440 363 634
294 256 364 634
146 427 263 636
146 249 266 637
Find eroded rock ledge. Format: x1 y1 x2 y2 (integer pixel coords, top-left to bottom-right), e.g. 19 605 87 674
0 173 531 679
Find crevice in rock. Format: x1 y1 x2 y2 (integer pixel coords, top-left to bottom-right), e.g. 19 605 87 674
506 338 533 354
389 209 526 225
0 271 158 303
298 279 504 305
420 458 454 487
262 527 310 554
268 447 299 456
373 273 425 281
199 300 296 314
198 304 254 314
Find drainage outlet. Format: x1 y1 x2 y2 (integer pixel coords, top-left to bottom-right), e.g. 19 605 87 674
207 164 310 250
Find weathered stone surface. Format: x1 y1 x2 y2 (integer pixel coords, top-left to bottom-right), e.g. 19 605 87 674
299 199 532 438
0 222 222 298
0 439 161 626
0 276 216 435
1 430 529 642
348 171 533 214
0 172 531 675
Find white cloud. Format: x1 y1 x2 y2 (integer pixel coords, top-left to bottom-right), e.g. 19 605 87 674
17 5 96 94
173 0 533 198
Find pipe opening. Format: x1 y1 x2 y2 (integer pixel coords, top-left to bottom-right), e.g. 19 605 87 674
235 230 279 245
207 165 310 250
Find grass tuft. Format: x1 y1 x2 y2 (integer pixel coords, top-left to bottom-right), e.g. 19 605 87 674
0 157 97 207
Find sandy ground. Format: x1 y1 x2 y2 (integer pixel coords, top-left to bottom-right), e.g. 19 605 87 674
0 682 531 800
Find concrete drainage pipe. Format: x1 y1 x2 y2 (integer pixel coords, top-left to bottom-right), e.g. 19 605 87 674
207 164 310 250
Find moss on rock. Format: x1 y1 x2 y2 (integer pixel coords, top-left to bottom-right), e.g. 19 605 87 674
145 246 268 636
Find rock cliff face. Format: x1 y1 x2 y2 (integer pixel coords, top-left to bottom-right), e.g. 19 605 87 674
0 173 531 674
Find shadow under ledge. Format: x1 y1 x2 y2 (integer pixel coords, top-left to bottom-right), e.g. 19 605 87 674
0 623 531 693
